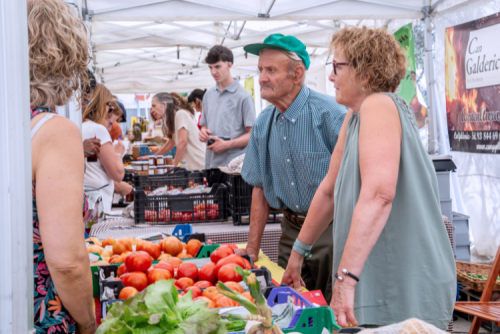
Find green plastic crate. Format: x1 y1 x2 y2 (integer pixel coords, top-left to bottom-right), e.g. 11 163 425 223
282 307 341 334
92 244 220 297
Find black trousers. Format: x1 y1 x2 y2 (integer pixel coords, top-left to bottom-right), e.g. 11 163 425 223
206 168 228 187
278 216 334 303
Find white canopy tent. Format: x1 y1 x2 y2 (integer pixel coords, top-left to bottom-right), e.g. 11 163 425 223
1 0 496 332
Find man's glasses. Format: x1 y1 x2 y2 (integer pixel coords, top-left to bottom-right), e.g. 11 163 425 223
326 61 350 75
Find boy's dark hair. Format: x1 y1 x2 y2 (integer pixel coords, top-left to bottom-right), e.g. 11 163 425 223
187 89 207 103
205 45 234 65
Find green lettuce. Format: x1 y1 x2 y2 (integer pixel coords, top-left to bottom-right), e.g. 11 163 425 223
97 279 239 334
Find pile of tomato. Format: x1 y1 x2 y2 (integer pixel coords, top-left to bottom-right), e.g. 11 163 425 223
145 203 220 222
116 245 254 308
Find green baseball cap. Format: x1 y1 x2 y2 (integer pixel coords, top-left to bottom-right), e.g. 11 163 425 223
244 33 310 70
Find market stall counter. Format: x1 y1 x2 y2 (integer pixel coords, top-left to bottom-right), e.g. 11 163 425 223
90 218 282 263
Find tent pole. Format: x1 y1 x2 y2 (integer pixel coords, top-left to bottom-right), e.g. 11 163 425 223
424 0 438 154
0 0 33 333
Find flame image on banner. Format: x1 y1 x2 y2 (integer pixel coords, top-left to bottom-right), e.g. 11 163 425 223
446 13 500 154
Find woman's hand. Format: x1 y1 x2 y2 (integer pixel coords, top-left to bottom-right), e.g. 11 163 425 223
281 250 306 292
113 140 125 156
330 280 358 328
83 138 101 157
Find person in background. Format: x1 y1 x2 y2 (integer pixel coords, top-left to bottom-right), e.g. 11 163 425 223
149 92 205 170
282 27 455 329
28 0 97 333
83 70 101 159
199 45 256 186
112 95 127 123
236 34 347 303
103 103 133 197
107 101 123 141
82 84 126 214
187 88 206 130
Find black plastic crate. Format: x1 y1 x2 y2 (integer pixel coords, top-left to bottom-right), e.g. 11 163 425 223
133 169 204 195
226 174 252 225
226 174 281 226
134 183 228 225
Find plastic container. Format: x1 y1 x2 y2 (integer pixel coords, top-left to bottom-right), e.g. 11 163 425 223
133 183 228 225
453 212 471 262
440 198 452 222
436 171 451 200
266 286 314 308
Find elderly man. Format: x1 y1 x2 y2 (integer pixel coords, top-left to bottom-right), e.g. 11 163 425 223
236 34 347 302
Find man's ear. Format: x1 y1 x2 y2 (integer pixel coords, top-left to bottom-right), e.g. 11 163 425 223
294 66 305 83
227 62 233 70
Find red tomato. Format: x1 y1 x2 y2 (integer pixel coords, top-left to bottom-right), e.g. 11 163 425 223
121 272 148 291
242 292 255 303
202 286 219 300
210 245 235 263
162 237 183 256
117 264 128 277
243 258 252 270
194 280 213 289
124 251 152 273
161 256 183 269
147 268 172 284
141 242 161 260
118 287 138 300
223 244 238 251
218 264 243 283
199 262 217 285
215 254 246 275
155 262 174 277
224 281 244 294
194 296 215 308
208 209 218 220
174 277 194 290
216 296 240 308
177 262 198 281
186 239 202 257
183 286 202 299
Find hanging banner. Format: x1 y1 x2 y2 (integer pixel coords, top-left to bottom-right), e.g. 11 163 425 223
394 24 428 130
446 13 500 154
244 76 255 100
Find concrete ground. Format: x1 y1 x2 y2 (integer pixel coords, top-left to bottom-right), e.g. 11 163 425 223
453 316 491 333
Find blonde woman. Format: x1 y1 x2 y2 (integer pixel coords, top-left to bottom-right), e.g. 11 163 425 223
82 84 126 214
282 26 456 329
29 0 97 333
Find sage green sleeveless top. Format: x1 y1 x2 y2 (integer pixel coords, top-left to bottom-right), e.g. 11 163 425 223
333 93 456 329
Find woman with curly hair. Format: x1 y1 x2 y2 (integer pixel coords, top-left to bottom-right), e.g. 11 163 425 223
282 26 456 329
28 0 97 333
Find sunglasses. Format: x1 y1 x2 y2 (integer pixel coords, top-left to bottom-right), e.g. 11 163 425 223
326 61 350 75
107 102 115 113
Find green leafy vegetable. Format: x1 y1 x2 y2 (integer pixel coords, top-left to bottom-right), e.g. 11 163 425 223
97 279 237 334
467 273 500 281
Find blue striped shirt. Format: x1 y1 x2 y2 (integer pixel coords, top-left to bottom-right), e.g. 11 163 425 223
241 85 347 213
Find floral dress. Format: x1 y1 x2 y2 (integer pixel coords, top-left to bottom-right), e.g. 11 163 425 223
32 107 89 334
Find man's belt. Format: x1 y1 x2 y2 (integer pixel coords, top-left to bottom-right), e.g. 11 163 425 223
275 208 307 226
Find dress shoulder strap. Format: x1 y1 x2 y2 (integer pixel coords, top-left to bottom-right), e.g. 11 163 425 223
31 113 60 140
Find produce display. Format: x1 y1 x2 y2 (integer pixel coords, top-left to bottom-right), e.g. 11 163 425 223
97 264 277 333
97 279 246 334
87 237 204 265
93 240 255 308
145 203 220 223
